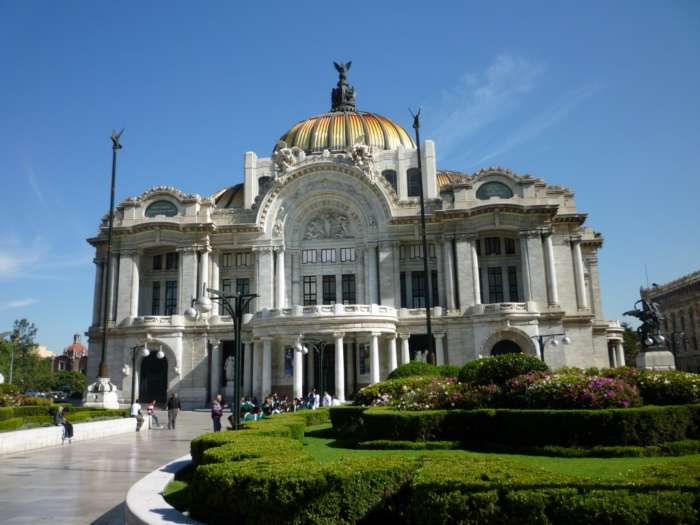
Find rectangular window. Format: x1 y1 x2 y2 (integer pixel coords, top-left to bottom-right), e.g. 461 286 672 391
382 170 398 192
484 238 501 256
399 245 407 260
164 280 178 315
236 278 252 313
508 266 519 302
412 271 426 308
303 276 317 305
166 252 178 270
339 247 355 262
151 281 161 315
359 344 370 375
322 275 336 305
320 248 336 263
410 244 422 259
302 249 317 264
476 239 481 256
222 253 233 267
487 267 504 303
235 252 251 267
400 272 407 308
341 274 356 304
284 348 294 377
220 279 232 315
505 238 516 255
431 270 439 307
152 254 162 271
407 168 421 197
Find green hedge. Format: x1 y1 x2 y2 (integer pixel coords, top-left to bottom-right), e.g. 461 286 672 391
330 405 700 447
458 353 549 385
0 407 128 432
190 408 700 524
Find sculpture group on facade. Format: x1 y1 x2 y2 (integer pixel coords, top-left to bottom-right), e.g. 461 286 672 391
303 211 354 240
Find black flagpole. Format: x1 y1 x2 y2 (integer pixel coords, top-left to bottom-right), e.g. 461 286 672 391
98 129 123 379
411 109 436 364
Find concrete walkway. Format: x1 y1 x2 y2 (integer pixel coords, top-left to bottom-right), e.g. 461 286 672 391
0 410 212 525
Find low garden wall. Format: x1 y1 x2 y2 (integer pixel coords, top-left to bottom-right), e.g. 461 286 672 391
0 416 141 455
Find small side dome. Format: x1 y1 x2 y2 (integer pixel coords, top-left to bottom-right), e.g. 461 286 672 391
213 184 244 209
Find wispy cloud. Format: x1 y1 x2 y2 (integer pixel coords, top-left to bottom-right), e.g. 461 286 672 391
475 83 601 165
429 55 546 158
0 298 38 311
0 235 91 281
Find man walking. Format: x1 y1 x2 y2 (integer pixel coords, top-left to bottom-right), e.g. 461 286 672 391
211 394 224 432
167 392 181 430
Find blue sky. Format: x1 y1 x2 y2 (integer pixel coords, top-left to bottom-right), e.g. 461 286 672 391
0 1 698 353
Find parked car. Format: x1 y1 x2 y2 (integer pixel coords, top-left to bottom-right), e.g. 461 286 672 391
49 391 67 401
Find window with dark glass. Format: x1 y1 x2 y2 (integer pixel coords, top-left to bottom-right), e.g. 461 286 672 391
484 238 501 255
505 238 516 255
476 181 514 200
166 252 178 270
487 267 504 303
431 270 439 307
507 266 519 302
407 168 421 197
341 274 356 304
145 200 178 217
220 279 232 315
412 271 426 308
322 275 336 305
382 169 398 193
303 276 317 306
236 278 251 313
152 254 162 271
479 268 484 303
400 272 407 308
151 281 160 315
164 280 178 315
475 239 481 256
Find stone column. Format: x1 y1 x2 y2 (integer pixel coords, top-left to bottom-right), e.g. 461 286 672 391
107 253 119 322
293 346 303 399
519 232 533 302
470 237 481 305
454 235 473 309
334 332 345 401
210 340 221 399
199 247 209 298
210 251 220 294
571 237 589 309
275 247 286 309
130 252 140 317
92 258 104 326
435 333 446 366
255 247 274 310
261 338 272 398
291 250 301 306
392 243 401 308
616 341 626 367
378 242 395 306
252 340 262 400
367 244 378 304
116 251 135 322
243 340 252 397
542 232 559 306
370 332 380 384
442 239 456 310
399 333 410 364
178 248 198 315
610 345 618 367
387 335 398 372
306 347 315 393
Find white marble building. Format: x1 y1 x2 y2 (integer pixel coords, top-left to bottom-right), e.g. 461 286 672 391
86 65 624 408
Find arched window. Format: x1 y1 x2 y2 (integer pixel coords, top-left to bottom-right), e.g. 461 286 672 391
382 169 397 193
407 168 421 197
145 200 178 218
476 181 513 200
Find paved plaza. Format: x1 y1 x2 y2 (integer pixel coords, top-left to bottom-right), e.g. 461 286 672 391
0 410 211 524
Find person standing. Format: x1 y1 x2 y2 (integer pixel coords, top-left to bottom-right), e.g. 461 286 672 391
53 406 74 443
131 399 144 431
211 394 224 432
167 393 181 430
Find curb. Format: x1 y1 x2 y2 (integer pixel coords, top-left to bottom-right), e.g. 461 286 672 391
124 454 202 525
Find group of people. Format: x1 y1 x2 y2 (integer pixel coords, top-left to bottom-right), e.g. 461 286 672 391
130 393 182 431
209 389 341 432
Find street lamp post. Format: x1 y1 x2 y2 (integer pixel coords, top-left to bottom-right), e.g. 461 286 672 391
187 288 257 430
294 335 328 397
530 333 572 362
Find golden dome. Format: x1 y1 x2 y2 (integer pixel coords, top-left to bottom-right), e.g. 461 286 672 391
277 111 415 155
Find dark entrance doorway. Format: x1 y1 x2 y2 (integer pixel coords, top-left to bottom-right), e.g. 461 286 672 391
139 353 168 404
409 334 432 361
491 340 523 356
312 344 335 396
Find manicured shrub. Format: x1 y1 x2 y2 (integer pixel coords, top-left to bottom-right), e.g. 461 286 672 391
201 435 304 465
0 384 20 395
436 365 460 378
356 440 460 450
387 362 438 380
0 407 14 421
0 417 24 431
19 396 52 406
458 353 549 386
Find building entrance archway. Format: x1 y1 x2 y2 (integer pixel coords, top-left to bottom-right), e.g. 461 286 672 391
139 353 168 404
491 340 523 356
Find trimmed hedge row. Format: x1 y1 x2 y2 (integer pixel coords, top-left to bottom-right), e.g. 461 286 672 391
189 408 700 524
330 405 700 447
0 408 128 432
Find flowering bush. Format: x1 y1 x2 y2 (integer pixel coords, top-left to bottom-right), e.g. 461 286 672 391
633 371 700 405
458 353 549 386
521 374 642 409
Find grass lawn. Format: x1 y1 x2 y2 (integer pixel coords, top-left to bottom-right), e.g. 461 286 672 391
303 423 700 480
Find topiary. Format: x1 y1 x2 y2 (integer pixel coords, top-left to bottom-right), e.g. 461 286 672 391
437 365 461 378
387 362 438 380
458 353 549 386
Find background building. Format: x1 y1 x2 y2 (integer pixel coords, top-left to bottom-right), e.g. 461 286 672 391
642 270 700 371
53 334 88 374
86 66 624 407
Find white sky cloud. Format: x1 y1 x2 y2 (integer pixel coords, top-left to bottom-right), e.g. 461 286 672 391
0 298 38 311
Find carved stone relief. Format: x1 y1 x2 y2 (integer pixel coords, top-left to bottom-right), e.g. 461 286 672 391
303 211 355 240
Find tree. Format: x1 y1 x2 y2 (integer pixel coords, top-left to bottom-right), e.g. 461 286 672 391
0 318 52 391
52 370 86 397
622 322 640 366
